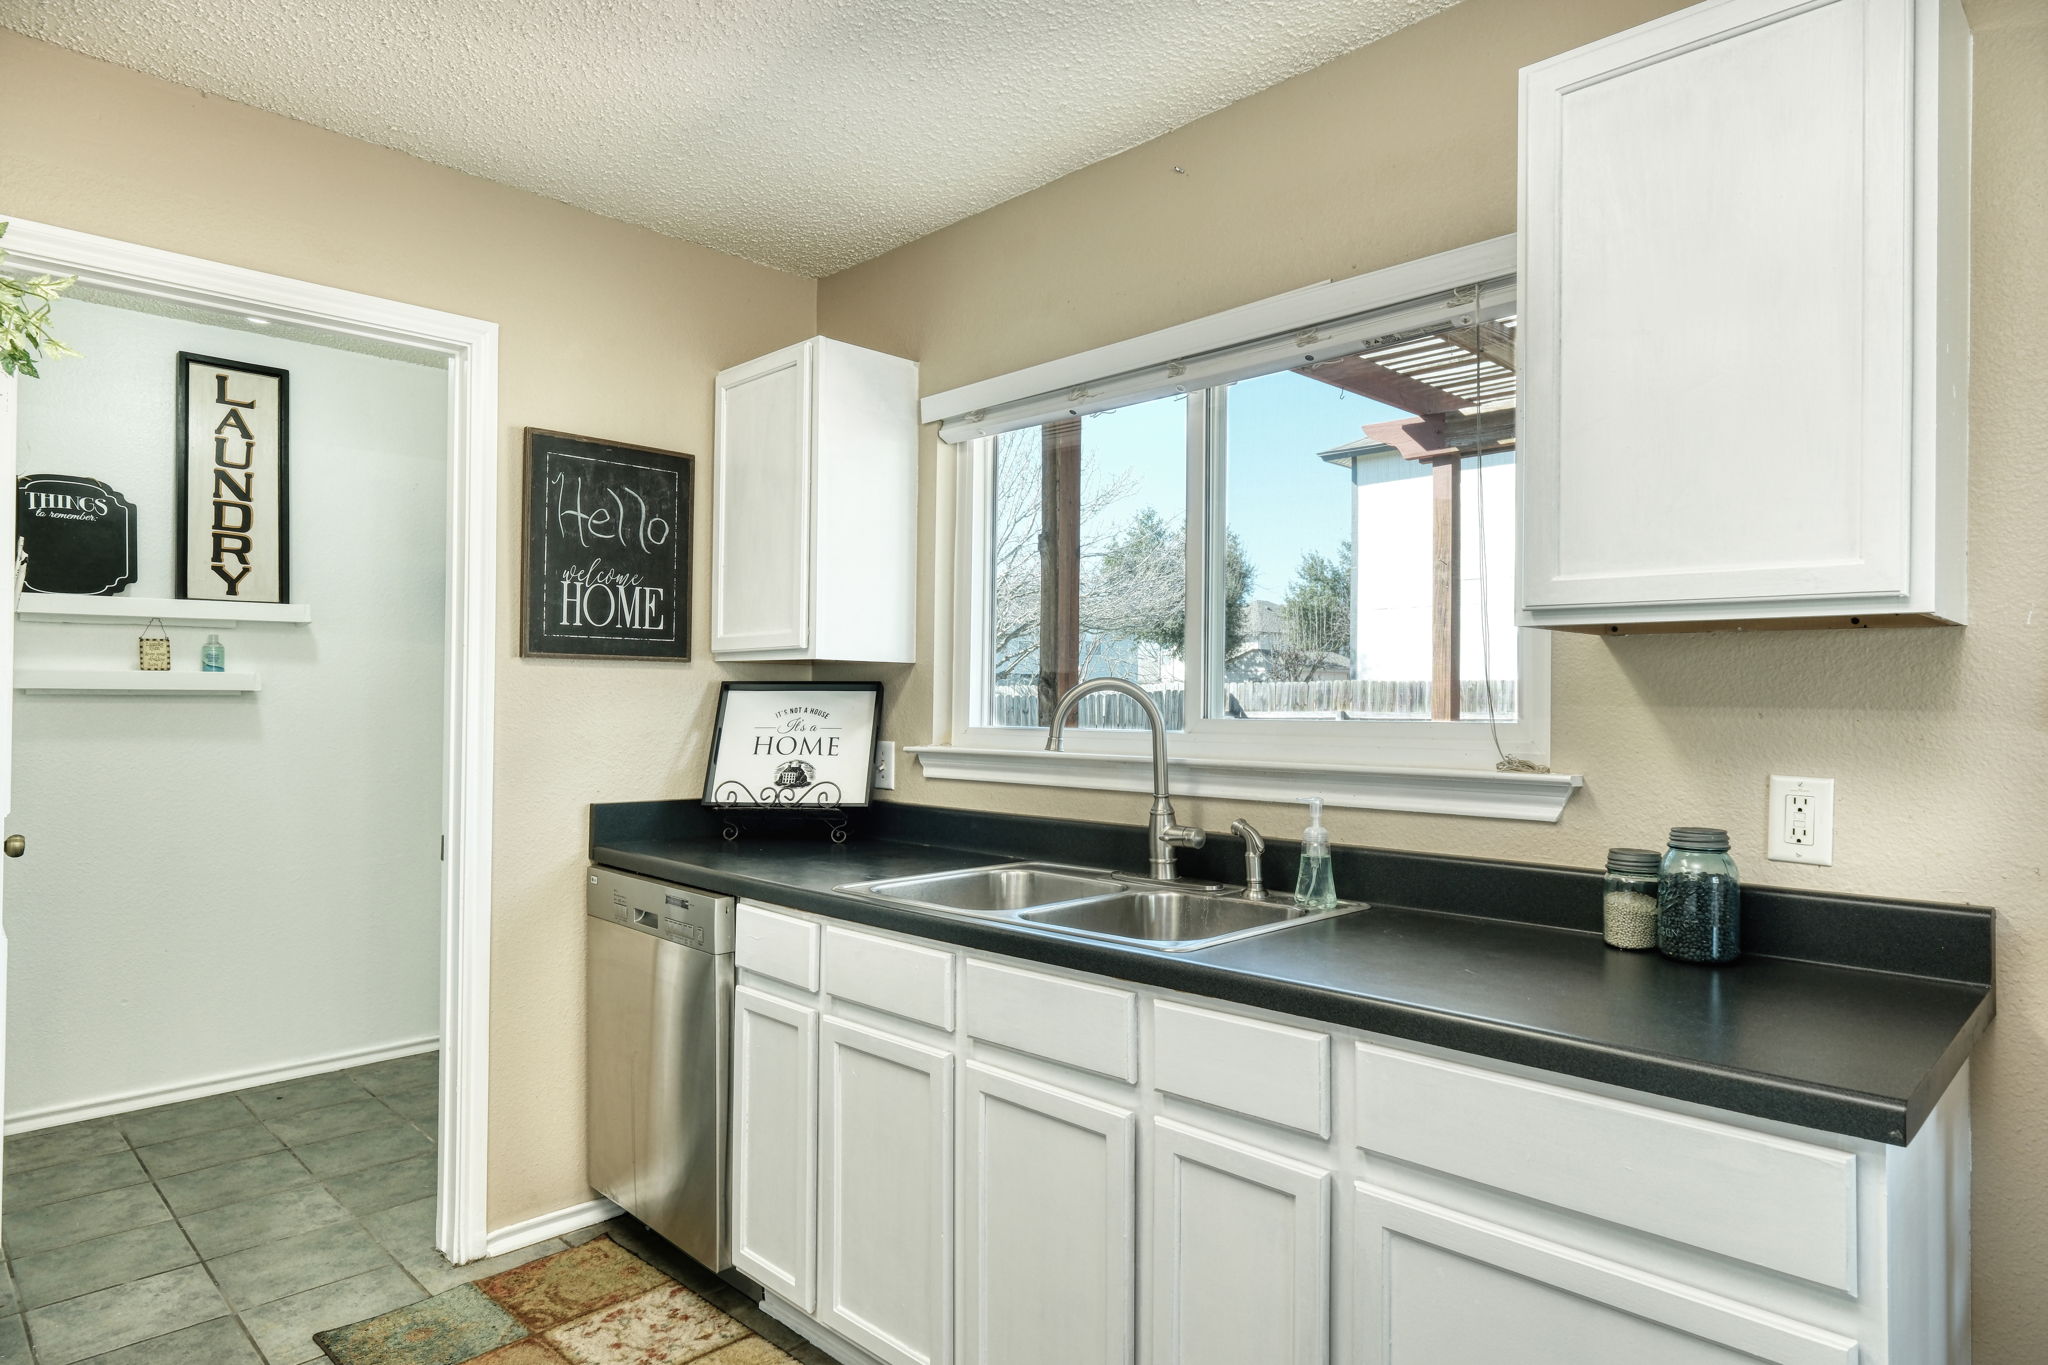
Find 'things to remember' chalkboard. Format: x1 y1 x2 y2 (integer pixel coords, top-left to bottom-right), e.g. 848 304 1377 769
521 429 694 660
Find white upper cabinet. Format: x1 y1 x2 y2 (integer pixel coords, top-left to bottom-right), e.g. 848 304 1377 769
1517 0 1969 632
713 337 918 661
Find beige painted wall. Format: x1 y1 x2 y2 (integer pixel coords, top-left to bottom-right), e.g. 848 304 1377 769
815 0 2048 1355
0 31 818 1228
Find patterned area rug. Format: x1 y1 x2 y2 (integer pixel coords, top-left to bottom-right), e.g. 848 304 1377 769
314 1237 797 1365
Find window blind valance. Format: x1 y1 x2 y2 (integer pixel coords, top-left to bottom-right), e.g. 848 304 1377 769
922 235 1516 444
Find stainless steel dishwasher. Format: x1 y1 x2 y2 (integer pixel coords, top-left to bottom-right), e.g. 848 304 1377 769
586 867 735 1270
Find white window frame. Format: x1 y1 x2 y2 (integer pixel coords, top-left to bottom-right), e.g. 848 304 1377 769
913 238 1580 822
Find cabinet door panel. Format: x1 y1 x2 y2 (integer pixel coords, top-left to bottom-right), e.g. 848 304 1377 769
1353 1044 1858 1292
823 924 956 1031
962 958 1137 1081
1521 0 1915 615
1352 1186 1860 1365
819 1016 953 1365
713 346 813 651
731 987 817 1310
960 1063 1134 1365
736 902 820 993
1148 1118 1330 1365
1152 1000 1330 1137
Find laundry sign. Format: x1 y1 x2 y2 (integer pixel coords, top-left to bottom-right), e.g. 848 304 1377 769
521 428 694 661
177 353 290 603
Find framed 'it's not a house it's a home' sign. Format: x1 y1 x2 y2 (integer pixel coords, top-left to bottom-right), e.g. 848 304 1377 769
177 353 290 603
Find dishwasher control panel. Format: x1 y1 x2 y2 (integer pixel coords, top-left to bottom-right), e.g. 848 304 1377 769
588 867 735 953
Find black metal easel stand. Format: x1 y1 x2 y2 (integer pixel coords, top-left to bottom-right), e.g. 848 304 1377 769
713 803 851 844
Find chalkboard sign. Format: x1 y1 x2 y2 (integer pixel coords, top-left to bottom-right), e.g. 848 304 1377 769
521 429 693 660
18 474 138 595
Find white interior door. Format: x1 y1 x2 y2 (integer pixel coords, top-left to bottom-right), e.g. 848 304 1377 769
0 373 18 1207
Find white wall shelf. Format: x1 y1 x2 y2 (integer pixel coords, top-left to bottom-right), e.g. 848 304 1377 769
16 594 312 628
16 669 261 695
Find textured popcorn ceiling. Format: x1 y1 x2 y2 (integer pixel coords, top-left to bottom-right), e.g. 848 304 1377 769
0 0 1461 276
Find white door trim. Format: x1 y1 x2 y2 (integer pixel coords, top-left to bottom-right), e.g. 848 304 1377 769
0 215 500 1263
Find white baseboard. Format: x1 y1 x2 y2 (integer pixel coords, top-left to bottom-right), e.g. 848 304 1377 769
4 1036 440 1135
760 1294 890 1365
482 1197 624 1258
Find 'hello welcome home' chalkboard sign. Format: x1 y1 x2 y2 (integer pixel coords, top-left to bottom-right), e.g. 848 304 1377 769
521 429 694 661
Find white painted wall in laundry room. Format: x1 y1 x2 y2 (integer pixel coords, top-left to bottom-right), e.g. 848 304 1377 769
4 296 446 1127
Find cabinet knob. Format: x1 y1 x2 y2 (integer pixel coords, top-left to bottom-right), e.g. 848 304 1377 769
4 835 24 858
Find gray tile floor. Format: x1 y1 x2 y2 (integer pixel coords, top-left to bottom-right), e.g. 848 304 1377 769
0 1052 567 1365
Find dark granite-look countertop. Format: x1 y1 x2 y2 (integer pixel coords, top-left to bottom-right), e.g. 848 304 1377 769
591 801 1994 1146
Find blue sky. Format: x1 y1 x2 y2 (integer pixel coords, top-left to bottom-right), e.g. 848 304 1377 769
1081 371 1408 600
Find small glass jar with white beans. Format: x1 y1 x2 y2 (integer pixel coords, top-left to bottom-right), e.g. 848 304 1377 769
1602 848 1663 950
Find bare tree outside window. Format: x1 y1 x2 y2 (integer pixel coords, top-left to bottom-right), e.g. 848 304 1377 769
987 400 1250 730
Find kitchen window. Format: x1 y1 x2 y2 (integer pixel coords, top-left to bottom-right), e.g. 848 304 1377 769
924 239 1569 817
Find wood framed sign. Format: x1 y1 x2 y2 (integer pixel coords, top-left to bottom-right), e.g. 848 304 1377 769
17 474 138 595
703 681 882 808
522 428 693 661
178 353 290 602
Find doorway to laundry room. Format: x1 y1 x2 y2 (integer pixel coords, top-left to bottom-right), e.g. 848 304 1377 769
0 266 464 1356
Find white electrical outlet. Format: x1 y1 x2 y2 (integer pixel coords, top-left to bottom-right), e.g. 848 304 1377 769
1767 775 1834 865
873 740 896 791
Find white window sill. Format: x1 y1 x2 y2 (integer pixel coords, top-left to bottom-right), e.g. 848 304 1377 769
906 745 1584 823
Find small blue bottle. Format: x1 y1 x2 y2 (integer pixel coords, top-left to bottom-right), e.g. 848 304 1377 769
200 633 226 673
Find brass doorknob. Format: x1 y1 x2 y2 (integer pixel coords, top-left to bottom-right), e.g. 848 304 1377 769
4 835 24 858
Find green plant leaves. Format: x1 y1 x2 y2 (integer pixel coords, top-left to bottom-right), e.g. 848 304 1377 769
0 221 79 377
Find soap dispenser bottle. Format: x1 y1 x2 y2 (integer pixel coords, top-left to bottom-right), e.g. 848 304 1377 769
200 634 226 673
1293 797 1339 909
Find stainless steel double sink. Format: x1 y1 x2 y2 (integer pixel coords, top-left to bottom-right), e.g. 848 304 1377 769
836 862 1365 953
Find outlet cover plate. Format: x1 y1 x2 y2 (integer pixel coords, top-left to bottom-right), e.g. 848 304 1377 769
1767 775 1834 865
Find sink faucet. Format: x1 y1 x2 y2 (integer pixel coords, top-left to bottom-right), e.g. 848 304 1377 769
1045 678 1206 881
1230 819 1268 900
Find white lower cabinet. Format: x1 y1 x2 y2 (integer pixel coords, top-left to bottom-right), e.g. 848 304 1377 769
730 986 818 1311
726 906 1968 1365
1350 1186 1862 1365
818 1016 955 1365
958 1063 1135 1365
1148 1118 1332 1365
